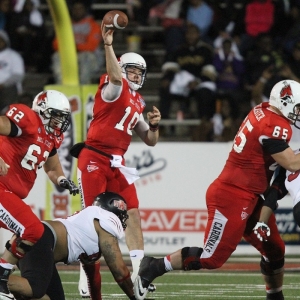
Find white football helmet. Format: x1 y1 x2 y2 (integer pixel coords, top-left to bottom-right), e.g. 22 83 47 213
119 52 147 90
269 80 300 128
32 90 71 136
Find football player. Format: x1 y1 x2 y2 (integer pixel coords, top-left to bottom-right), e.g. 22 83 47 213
134 80 300 300
72 20 161 297
0 90 79 300
7 192 136 300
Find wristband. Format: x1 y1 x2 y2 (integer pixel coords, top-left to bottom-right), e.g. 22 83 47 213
149 122 159 132
57 176 67 185
104 43 112 46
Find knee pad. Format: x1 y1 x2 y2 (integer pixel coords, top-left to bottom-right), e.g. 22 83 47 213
293 202 300 227
181 247 203 271
260 256 284 276
5 237 33 259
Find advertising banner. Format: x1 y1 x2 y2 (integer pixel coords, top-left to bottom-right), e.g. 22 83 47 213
275 208 300 245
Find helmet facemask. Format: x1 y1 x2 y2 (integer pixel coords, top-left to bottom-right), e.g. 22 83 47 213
289 104 300 129
122 64 146 90
117 207 129 230
42 108 71 137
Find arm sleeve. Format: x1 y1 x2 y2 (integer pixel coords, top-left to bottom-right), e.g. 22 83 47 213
264 166 288 210
102 82 122 101
49 147 57 157
8 119 19 137
133 113 149 138
262 138 289 154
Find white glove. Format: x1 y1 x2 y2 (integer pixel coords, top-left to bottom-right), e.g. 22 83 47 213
253 222 270 242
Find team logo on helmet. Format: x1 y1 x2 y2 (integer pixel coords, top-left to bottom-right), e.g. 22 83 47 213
280 81 294 105
36 92 47 109
113 200 127 211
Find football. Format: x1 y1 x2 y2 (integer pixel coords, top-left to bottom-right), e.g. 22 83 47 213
103 10 128 30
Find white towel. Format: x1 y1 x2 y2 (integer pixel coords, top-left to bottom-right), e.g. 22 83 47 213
110 155 140 184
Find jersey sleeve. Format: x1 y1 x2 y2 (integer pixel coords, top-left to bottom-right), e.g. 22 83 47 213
98 209 124 240
99 73 109 90
6 104 38 136
261 113 292 143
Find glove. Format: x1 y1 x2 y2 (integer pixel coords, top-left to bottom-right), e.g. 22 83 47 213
253 222 270 242
58 178 79 196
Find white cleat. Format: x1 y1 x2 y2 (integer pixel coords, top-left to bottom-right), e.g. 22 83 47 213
134 275 149 300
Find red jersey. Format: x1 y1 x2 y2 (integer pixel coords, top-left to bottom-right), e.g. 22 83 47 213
0 104 63 199
218 102 292 194
86 75 146 156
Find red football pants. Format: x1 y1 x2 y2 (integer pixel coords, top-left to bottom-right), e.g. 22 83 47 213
200 179 284 269
77 148 139 209
0 189 44 243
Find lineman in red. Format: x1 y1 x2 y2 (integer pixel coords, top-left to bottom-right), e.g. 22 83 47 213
134 80 300 300
0 90 79 300
73 20 161 298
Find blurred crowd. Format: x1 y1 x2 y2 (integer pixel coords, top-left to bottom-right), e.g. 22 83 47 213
2 0 300 142
122 0 300 142
0 0 103 114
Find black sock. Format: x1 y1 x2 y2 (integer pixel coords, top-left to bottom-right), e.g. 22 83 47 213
266 291 284 300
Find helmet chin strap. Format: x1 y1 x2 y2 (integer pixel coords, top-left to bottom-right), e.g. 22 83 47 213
128 80 141 91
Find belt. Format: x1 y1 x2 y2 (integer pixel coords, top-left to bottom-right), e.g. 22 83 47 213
84 144 113 159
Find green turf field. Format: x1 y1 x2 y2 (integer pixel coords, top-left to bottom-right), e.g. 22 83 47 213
60 270 300 299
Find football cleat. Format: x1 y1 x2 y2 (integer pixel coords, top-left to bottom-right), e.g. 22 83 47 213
134 275 149 300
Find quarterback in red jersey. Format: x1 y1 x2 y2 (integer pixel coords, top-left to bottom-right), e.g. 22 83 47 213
73 21 161 298
0 90 79 300
134 80 300 300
